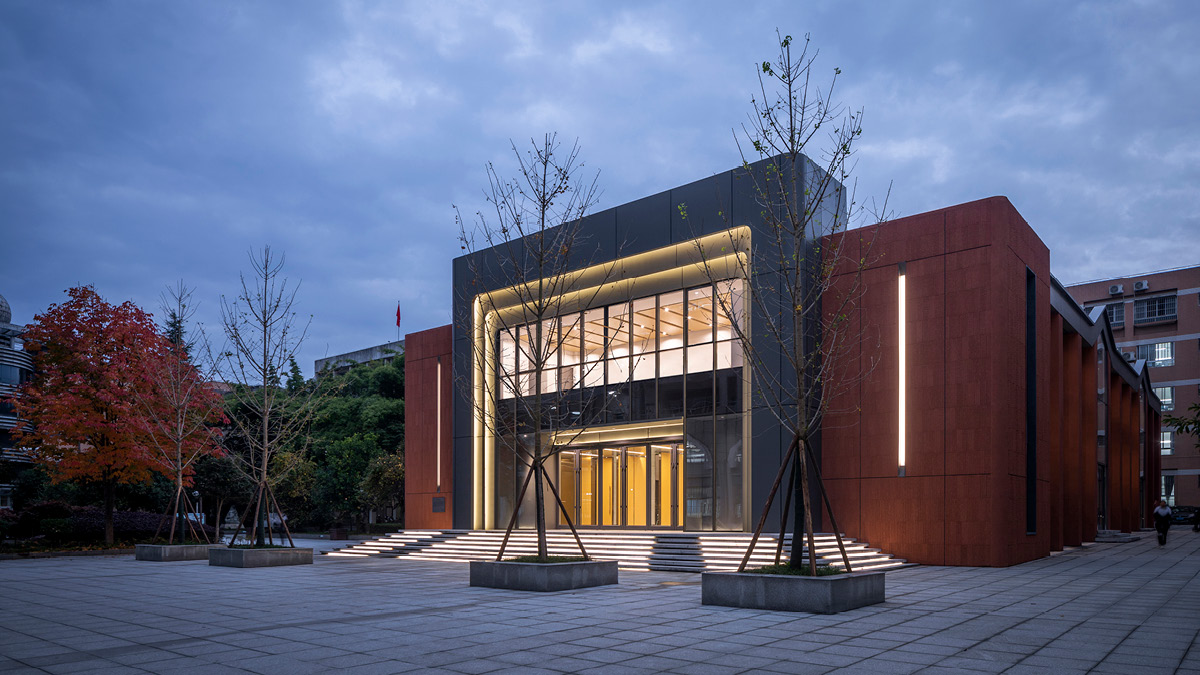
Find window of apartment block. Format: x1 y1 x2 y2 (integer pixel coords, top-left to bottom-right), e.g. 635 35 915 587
1136 341 1175 367
1134 295 1177 325
1161 430 1173 455
1162 476 1175 506
1105 302 1124 327
1153 386 1175 411
0 485 11 510
0 365 24 386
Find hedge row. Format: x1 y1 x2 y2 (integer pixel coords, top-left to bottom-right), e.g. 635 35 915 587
0 501 216 542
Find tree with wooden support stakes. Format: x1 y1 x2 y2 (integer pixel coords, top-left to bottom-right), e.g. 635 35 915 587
219 247 326 548
136 281 227 544
684 32 886 575
456 133 628 562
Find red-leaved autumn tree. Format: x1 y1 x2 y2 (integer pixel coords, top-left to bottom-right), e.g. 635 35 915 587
13 286 164 545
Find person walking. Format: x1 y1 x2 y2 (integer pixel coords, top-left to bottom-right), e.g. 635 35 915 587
1153 500 1172 547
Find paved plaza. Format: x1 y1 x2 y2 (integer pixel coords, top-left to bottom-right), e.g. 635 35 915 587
1 532 1198 674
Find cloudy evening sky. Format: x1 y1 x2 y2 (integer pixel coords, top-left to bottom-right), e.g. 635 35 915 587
3 1 1199 376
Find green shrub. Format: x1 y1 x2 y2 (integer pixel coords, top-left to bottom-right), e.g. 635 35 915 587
70 508 216 542
13 501 73 538
41 518 74 542
748 563 845 576
0 510 16 539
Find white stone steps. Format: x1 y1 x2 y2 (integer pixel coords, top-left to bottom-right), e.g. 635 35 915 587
325 529 909 572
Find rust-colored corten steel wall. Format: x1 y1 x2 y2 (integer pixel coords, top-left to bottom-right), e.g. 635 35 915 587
822 197 1160 566
1062 333 1084 546
403 325 454 529
1049 312 1064 552
823 197 1054 567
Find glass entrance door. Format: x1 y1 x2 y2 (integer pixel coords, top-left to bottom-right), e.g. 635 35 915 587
601 448 620 525
651 444 681 527
558 443 681 528
625 446 648 526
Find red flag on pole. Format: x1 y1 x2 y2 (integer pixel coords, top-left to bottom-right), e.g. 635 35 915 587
396 303 401 327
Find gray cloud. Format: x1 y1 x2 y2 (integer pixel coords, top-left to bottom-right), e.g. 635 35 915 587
2 0 1197 376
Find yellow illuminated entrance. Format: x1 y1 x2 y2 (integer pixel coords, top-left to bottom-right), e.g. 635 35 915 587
558 443 682 528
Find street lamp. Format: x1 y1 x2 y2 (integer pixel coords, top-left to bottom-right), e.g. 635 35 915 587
192 490 202 527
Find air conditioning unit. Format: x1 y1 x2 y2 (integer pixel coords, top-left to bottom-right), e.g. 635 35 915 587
1108 284 1124 295
1134 280 1150 292
1124 352 1136 362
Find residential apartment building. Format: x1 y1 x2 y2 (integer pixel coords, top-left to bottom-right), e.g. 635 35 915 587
0 293 33 510
1068 265 1200 506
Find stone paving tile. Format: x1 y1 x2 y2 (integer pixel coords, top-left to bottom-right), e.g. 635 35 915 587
930 655 1012 672
892 641 962 656
752 661 836 674
956 646 1026 664
830 658 924 674
838 636 909 650
575 648 639 665
537 655 607 672
601 652 680 670
529 642 594 657
1018 653 1100 670
337 660 425 674
869 649 943 666
1002 665 1073 675
443 658 509 674
1 533 1199 674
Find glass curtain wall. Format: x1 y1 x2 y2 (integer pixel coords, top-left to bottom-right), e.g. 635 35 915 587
494 279 746 530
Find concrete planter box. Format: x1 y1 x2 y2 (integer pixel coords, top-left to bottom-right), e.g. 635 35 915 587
469 560 618 592
136 544 224 562
208 547 313 568
702 570 885 614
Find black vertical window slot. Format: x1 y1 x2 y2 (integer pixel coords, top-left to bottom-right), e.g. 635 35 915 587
1025 268 1037 534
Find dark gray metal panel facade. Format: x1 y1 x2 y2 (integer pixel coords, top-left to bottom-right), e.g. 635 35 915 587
450 157 839 531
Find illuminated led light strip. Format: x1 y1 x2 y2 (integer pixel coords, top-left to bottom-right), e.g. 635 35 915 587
898 262 907 476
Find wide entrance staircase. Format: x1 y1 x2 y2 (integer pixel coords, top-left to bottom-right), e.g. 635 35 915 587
325 530 910 573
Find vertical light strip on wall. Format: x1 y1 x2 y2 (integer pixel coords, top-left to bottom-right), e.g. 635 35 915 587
898 262 907 477
436 357 442 492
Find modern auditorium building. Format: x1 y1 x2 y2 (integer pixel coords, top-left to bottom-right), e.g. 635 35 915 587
404 160 1163 567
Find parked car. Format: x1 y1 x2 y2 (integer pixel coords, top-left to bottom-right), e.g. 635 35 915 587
1170 505 1196 525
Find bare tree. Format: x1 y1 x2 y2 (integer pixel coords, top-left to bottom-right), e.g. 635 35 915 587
686 32 887 573
219 247 323 547
457 134 626 561
136 281 227 544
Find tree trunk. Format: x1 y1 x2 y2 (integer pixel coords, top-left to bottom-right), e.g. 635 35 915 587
789 459 805 567
103 479 115 546
534 458 548 559
256 446 267 546
176 471 187 544
800 438 819 575
257 488 267 546
213 498 224 541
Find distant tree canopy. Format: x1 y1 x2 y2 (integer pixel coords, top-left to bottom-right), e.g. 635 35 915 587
266 354 405 529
